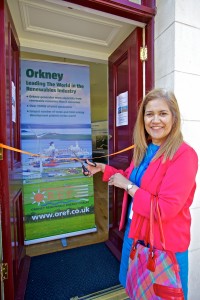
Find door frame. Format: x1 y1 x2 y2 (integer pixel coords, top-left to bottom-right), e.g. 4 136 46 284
65 0 156 92
0 1 156 297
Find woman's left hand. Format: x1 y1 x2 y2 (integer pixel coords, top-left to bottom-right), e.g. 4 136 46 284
108 173 130 190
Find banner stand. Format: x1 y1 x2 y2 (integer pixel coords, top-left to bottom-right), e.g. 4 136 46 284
21 59 96 245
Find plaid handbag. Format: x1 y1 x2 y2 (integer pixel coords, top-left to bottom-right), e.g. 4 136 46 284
125 196 184 300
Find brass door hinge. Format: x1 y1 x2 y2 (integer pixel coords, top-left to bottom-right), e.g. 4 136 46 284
0 263 8 281
140 46 148 61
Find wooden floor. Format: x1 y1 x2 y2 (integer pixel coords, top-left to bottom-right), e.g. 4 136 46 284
26 172 109 256
77 284 129 300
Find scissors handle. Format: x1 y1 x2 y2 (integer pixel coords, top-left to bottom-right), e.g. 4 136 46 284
82 164 90 175
85 160 97 167
72 150 94 176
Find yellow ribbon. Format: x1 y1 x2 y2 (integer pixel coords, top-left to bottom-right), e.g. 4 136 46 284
0 143 135 160
95 144 135 159
0 143 48 158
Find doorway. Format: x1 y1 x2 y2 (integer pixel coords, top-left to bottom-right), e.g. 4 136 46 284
1 1 156 298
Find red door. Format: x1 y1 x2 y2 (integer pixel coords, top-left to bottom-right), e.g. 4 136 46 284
0 1 28 299
106 27 143 260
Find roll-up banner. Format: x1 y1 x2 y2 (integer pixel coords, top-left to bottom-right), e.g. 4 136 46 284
20 59 96 245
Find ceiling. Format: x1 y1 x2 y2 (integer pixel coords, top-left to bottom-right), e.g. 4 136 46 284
7 0 144 63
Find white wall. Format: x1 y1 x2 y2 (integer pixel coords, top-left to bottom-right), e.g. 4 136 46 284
155 1 200 299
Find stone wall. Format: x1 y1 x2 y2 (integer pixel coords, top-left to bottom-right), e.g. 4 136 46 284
155 1 200 298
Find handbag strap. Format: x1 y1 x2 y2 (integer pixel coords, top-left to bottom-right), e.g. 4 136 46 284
149 195 166 251
131 215 145 249
143 219 150 246
149 195 154 253
155 196 166 249
131 195 166 251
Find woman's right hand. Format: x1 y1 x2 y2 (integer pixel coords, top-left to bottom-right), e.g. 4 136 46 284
85 159 105 176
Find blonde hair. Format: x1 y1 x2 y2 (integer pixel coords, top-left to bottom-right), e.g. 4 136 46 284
133 88 183 166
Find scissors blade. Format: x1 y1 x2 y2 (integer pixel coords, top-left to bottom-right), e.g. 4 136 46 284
71 150 83 164
71 150 89 175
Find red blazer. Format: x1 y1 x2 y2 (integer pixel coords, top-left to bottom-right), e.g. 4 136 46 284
103 142 198 252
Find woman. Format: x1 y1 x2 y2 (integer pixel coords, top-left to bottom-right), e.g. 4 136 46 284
85 88 198 299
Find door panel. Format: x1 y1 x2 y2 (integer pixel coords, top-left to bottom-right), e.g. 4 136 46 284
0 205 4 300
106 27 143 260
0 1 26 299
12 192 25 285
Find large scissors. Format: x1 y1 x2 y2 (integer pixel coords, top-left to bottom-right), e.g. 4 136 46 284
71 151 96 176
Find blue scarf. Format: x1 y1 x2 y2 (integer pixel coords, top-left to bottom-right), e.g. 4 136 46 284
128 143 159 219
129 143 159 186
